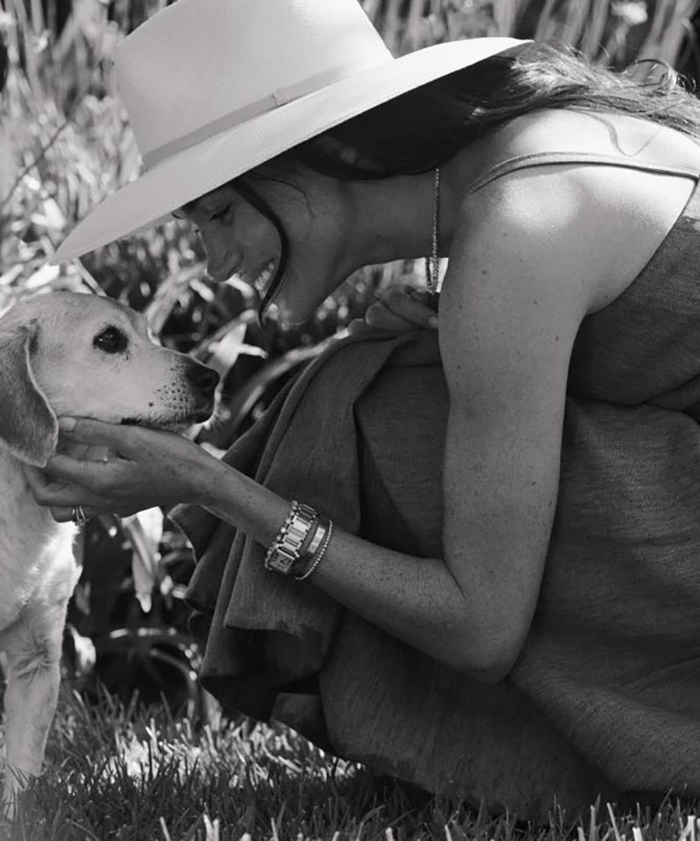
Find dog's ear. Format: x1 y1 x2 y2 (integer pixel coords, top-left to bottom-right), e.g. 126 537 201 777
0 321 58 466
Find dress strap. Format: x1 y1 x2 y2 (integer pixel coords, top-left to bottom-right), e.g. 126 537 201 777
466 150 700 195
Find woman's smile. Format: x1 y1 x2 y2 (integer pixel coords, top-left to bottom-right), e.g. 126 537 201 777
247 259 278 297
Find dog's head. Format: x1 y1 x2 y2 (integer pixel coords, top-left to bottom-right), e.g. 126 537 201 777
0 292 219 466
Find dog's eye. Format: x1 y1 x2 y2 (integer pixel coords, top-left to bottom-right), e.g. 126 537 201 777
93 326 128 354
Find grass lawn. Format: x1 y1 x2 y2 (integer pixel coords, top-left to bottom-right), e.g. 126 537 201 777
1 687 698 841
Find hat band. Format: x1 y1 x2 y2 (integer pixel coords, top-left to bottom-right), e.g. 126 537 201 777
142 60 389 170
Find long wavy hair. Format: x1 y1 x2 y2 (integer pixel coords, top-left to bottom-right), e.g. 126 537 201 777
234 41 700 316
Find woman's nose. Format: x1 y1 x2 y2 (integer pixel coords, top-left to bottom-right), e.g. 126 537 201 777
200 226 241 281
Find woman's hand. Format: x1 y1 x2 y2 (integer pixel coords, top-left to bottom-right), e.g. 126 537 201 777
349 284 439 335
23 417 219 522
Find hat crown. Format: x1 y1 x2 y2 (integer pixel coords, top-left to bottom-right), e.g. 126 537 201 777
116 0 393 163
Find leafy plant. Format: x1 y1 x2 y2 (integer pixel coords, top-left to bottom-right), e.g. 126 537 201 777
364 0 700 73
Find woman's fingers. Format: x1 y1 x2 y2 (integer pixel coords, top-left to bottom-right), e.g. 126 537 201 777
25 422 214 518
49 505 80 523
347 318 370 336
58 417 139 452
44 454 113 487
48 504 107 524
24 464 67 498
23 464 105 508
364 302 419 331
365 285 439 331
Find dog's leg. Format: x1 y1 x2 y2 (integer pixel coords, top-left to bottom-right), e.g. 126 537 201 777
0 599 68 817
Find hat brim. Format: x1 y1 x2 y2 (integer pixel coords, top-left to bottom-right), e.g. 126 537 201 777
53 37 528 263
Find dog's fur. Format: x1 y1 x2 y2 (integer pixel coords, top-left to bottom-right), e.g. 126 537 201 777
0 291 217 812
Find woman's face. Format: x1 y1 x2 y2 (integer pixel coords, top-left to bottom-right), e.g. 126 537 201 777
175 181 279 289
175 164 349 324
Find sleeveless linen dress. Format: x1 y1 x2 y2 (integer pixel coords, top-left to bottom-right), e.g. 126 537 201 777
174 149 700 821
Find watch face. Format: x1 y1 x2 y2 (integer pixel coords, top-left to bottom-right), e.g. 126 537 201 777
267 549 297 575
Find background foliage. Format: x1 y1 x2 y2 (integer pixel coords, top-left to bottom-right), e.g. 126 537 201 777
0 0 699 710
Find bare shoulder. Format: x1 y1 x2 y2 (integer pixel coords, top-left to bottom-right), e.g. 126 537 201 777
448 159 608 323
441 181 591 386
452 109 700 311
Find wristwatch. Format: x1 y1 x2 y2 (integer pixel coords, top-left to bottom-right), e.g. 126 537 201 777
264 502 317 575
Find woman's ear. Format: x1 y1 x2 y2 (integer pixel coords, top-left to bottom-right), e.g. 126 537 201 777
0 322 58 466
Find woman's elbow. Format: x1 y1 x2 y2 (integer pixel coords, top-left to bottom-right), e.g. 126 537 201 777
448 635 524 684
468 655 516 684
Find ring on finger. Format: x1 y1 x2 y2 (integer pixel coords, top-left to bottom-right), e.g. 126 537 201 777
71 505 89 527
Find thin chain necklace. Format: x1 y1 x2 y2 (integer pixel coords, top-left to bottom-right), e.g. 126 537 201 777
425 166 441 299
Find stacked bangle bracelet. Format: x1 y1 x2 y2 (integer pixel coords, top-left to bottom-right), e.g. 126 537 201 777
264 500 334 581
295 520 333 581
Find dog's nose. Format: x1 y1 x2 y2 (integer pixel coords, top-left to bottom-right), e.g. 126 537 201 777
186 363 220 398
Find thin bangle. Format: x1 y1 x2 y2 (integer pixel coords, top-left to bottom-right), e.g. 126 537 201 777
293 520 328 578
303 519 325 558
295 520 333 581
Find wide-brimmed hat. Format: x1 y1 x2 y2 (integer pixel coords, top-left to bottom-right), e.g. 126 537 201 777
53 0 527 262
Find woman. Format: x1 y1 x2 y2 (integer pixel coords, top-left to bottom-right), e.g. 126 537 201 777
28 0 700 817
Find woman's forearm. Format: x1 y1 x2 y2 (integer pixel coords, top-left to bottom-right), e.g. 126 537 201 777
192 457 507 681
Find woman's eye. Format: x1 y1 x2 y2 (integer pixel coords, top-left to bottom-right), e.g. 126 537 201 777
210 205 231 223
93 326 128 354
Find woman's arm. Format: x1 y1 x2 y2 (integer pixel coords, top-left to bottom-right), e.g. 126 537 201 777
208 168 599 679
27 164 636 682
200 464 504 678
27 429 515 680
436 171 595 674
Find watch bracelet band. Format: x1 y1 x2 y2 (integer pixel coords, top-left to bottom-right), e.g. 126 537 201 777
264 500 319 575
